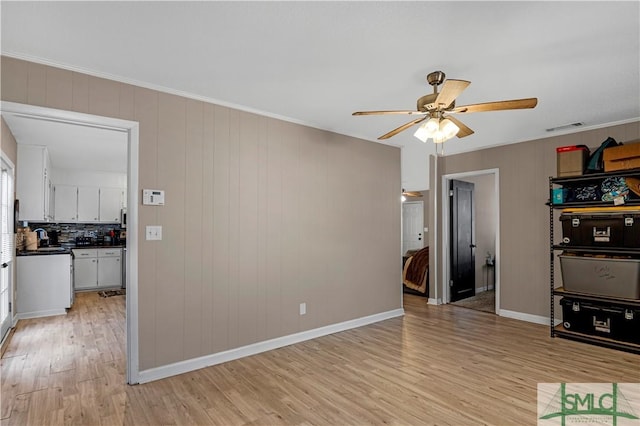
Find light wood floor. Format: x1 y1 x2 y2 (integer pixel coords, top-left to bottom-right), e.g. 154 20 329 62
2 292 638 425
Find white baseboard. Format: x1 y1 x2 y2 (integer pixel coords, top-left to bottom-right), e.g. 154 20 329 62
499 309 559 326
428 298 442 305
137 308 405 384
15 309 67 320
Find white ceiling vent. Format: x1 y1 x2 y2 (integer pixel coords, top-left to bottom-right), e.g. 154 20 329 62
546 122 584 132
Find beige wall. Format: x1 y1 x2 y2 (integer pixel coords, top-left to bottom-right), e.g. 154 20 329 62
438 122 640 317
2 56 402 371
1 117 18 166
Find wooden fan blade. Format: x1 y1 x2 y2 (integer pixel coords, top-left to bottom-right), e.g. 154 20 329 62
353 110 426 116
450 97 538 114
444 115 474 138
433 79 470 109
402 191 423 198
378 117 427 140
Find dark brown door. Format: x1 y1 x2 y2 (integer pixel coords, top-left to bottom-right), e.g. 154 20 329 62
450 179 475 302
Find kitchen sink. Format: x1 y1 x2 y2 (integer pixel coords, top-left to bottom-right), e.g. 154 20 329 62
37 247 68 252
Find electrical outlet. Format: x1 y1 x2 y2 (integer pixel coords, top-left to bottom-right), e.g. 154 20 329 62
299 302 306 315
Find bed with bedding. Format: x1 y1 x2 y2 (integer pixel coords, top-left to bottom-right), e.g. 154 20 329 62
402 246 429 297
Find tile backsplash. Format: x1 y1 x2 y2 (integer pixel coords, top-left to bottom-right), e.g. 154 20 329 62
24 222 125 247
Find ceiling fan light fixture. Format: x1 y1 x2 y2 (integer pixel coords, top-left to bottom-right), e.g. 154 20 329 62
440 118 460 140
413 117 440 143
432 132 448 144
413 123 430 143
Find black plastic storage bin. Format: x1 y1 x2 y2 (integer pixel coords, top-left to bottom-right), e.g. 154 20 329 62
560 209 640 247
560 298 640 344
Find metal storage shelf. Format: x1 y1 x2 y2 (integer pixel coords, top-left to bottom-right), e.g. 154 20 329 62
549 172 640 354
549 200 640 208
553 325 640 355
552 245 640 255
553 287 640 307
551 168 640 184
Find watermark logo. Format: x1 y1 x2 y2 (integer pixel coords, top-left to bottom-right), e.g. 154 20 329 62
538 383 640 425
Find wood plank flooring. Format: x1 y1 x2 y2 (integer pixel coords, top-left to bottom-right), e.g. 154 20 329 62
2 292 638 425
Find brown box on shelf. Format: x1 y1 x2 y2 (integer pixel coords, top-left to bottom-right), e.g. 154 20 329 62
603 141 640 172
557 145 589 177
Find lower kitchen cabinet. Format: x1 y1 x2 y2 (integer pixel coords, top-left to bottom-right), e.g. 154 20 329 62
16 253 72 318
72 248 122 290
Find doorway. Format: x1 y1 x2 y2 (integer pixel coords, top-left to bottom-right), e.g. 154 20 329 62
449 179 475 302
441 169 500 313
0 101 140 384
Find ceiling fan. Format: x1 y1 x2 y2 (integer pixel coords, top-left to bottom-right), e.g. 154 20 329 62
352 71 538 143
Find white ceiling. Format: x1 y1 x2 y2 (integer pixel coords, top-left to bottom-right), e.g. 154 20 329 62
2 113 128 173
1 1 639 188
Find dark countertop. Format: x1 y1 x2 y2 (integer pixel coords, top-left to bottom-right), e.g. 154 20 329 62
17 245 126 256
17 247 72 256
71 245 126 250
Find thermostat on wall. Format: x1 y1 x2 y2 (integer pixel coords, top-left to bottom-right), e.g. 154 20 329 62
142 189 165 205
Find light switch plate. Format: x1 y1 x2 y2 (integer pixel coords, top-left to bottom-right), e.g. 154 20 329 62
146 226 162 241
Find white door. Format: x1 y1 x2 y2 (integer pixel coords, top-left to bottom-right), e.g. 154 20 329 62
0 158 15 341
402 201 424 254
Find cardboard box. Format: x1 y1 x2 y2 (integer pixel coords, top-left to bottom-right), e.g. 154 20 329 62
557 145 589 177
603 141 640 172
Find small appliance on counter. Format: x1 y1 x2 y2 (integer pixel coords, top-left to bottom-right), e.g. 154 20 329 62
33 228 49 247
76 236 93 247
48 230 59 246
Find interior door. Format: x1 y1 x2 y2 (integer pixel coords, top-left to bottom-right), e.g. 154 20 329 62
0 159 15 341
450 179 475 302
402 201 424 254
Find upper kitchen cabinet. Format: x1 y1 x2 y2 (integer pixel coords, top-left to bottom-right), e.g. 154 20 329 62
54 184 123 223
77 186 100 222
16 145 54 222
99 187 124 223
53 184 78 222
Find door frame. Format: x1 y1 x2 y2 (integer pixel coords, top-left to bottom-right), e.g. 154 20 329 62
441 168 500 312
1 101 140 384
0 154 15 343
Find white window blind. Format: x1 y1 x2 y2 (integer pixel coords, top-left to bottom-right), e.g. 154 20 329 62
1 168 14 264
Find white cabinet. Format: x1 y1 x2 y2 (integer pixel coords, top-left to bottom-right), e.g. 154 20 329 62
72 249 98 290
97 249 122 288
54 185 78 222
16 254 72 318
73 248 122 290
54 185 122 223
77 187 100 222
16 145 53 221
99 187 124 223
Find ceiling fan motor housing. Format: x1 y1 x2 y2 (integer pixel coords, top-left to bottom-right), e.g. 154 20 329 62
426 71 446 87
417 93 455 113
